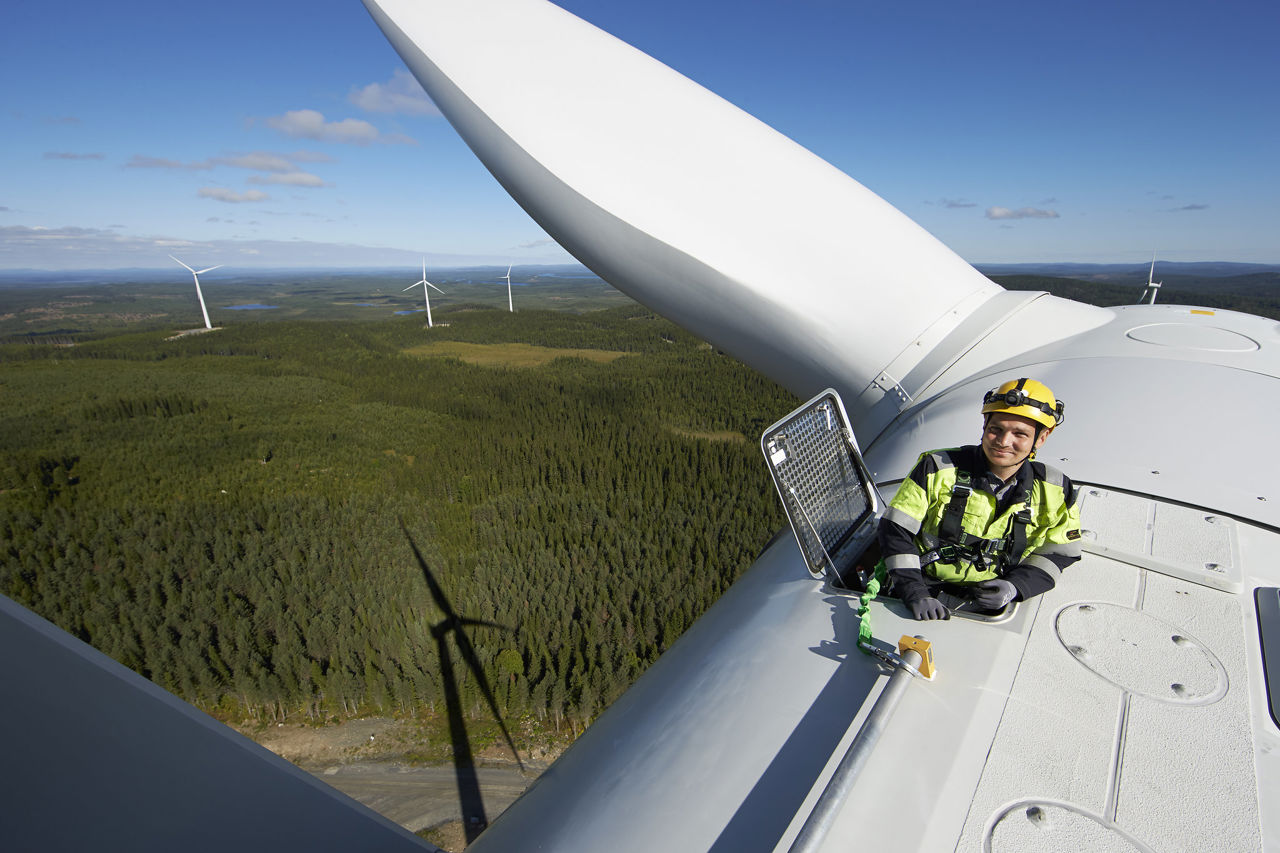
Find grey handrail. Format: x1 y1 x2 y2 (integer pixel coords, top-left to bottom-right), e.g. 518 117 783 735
788 647 925 853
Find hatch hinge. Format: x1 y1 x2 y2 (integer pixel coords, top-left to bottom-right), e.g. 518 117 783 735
871 372 911 407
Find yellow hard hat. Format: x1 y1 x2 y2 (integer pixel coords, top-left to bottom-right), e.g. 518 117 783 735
981 378 1064 430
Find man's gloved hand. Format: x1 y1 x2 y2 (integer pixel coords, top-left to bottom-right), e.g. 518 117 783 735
972 579 1017 610
908 596 950 621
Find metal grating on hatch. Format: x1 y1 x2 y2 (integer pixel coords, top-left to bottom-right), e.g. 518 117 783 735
1077 486 1242 592
761 390 880 580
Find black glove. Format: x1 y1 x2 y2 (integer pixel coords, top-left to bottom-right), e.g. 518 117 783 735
908 596 950 621
972 579 1017 610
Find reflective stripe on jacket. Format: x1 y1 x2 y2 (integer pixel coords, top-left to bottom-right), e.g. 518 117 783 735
880 445 1082 589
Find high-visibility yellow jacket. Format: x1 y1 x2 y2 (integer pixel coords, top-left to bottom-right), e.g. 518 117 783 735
879 445 1082 601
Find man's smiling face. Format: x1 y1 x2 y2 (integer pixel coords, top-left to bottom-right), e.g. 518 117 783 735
981 411 1049 480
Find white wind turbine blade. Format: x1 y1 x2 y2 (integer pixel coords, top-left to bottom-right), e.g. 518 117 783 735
419 260 445 294
169 255 196 274
505 264 513 312
195 265 223 276
362 0 1109 435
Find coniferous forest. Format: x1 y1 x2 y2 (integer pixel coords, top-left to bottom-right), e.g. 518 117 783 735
0 300 797 733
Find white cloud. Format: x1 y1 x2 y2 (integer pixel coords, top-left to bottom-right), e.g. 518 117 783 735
288 149 334 164
216 152 296 172
3 225 102 241
265 109 409 145
0 224 577 269
199 187 270 203
130 150 335 175
349 69 440 116
247 172 326 187
127 155 213 170
0 225 200 265
0 224 170 263
986 206 1060 220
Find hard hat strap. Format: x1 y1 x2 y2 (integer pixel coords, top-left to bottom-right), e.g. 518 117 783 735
982 388 1064 425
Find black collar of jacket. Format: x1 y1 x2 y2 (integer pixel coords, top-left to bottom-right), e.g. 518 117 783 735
961 444 1035 506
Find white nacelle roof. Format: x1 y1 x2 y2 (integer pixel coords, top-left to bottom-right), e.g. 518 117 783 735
864 302 1280 530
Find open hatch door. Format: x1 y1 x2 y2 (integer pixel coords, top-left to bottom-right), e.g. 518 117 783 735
761 389 883 587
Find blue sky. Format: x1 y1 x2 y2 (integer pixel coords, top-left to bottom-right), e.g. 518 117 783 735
3 0 1276 270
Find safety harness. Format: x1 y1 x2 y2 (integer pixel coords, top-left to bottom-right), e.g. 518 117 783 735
856 469 1030 656
918 468 1032 577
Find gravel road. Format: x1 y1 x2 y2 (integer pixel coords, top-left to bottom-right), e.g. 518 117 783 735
308 760 535 833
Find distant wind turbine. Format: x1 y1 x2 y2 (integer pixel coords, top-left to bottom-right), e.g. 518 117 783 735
501 264 514 312
403 257 445 327
1140 253 1162 305
170 255 222 330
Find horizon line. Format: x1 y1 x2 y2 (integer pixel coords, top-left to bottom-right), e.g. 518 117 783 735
2 259 1279 276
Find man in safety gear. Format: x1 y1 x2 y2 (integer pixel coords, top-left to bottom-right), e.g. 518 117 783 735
877 378 1082 620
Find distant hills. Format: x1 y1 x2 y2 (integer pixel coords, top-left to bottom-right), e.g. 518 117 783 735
986 268 1280 321
976 261 1280 280
0 263 597 288
5 260 1279 286
1 262 1276 323
978 263 1280 316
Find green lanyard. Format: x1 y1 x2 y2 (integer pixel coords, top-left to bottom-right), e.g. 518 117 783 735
856 561 889 651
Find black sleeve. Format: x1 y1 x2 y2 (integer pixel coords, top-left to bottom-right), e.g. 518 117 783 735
1002 563 1056 600
887 568 931 604
876 513 919 565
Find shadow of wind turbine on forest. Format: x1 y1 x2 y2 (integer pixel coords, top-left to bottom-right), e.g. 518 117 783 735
402 525 525 844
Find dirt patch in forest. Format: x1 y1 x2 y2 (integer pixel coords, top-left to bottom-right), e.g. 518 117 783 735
666 426 748 444
238 717 405 765
403 340 628 368
236 715 565 770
